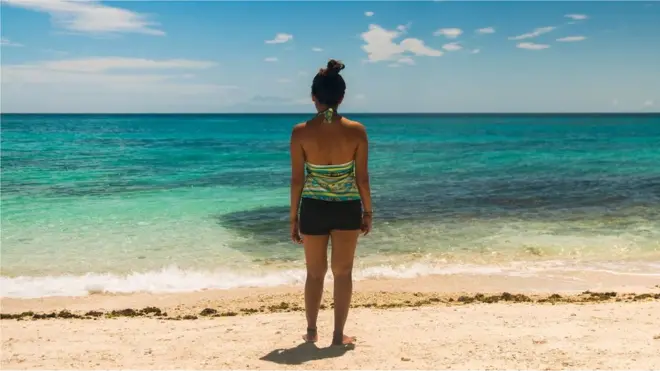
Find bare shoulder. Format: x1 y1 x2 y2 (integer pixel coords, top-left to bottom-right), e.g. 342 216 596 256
341 117 367 138
291 122 308 138
292 121 307 131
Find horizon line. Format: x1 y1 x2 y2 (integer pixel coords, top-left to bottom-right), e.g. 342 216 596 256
2 112 659 115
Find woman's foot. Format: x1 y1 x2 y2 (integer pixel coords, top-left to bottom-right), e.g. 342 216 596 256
332 332 356 346
302 327 318 342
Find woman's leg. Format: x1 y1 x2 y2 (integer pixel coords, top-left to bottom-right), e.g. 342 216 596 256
329 229 360 345
302 234 329 342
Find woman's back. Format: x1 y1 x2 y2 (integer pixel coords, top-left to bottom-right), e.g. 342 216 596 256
295 116 365 166
292 114 367 202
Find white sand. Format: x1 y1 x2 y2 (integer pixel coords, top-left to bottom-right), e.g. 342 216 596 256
2 272 660 370
2 302 660 370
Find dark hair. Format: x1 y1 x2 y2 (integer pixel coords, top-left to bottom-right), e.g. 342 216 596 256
311 59 346 108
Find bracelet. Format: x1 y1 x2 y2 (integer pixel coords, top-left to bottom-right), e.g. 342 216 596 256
363 211 373 216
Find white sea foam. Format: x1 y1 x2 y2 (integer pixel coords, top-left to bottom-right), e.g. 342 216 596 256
2 260 659 299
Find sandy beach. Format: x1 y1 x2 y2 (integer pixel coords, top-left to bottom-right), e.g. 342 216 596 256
2 272 660 370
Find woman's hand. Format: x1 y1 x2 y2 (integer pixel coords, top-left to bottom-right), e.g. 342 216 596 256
290 220 303 244
361 214 372 236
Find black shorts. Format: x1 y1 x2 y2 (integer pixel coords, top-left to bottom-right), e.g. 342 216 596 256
299 198 362 235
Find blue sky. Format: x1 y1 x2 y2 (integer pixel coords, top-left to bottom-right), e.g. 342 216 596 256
1 0 659 113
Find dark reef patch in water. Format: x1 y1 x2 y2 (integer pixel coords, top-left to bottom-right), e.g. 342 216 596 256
214 182 660 246
214 206 291 245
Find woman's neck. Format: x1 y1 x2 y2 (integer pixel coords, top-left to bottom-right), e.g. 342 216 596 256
317 107 337 123
316 105 336 113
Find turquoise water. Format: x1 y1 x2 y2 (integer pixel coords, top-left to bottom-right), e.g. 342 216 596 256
2 114 660 297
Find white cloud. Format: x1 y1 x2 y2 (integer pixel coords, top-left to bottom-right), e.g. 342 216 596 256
433 28 463 39
3 65 167 85
311 47 323 52
517 42 550 50
2 0 164 36
556 36 587 42
508 26 555 40
476 27 495 34
1 37 23 47
361 25 403 62
612 99 619 106
398 57 415 65
360 24 443 63
471 49 481 54
365 11 374 17
265 33 293 44
644 99 654 107
397 25 407 32
34 57 217 73
400 38 443 57
442 42 462 51
1 59 234 96
565 14 588 21
277 78 291 84
264 57 278 62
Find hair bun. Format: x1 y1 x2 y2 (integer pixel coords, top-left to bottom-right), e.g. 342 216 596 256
326 59 345 76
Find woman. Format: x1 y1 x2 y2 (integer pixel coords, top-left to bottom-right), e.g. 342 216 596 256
289 59 373 346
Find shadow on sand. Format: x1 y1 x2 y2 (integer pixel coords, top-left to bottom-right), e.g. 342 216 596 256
260 342 355 365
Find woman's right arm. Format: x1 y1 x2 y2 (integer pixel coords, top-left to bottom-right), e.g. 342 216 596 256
354 124 373 217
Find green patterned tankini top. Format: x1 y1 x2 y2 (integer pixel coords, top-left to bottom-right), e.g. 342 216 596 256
301 160 361 202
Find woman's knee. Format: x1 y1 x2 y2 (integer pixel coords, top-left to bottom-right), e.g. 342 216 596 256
331 263 353 278
307 263 328 281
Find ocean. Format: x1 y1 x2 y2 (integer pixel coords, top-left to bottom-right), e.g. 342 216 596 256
1 113 659 298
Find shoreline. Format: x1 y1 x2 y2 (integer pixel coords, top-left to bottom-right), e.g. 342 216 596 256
3 256 660 299
2 271 659 318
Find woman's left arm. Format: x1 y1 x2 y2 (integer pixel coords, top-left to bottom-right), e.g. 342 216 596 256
289 124 305 224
